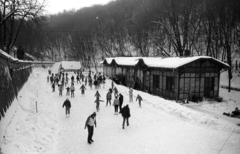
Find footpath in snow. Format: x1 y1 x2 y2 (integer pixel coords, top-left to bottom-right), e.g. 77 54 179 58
1 68 240 154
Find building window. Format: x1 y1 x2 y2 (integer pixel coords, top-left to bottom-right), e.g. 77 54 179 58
153 75 159 88
166 76 175 92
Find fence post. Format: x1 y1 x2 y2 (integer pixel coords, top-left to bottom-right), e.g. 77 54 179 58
36 101 38 113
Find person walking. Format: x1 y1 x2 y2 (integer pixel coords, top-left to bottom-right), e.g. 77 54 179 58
62 98 71 118
80 84 87 94
106 90 112 106
120 105 130 129
119 93 124 112
84 112 97 144
129 87 133 102
70 83 75 97
113 95 120 115
136 94 143 107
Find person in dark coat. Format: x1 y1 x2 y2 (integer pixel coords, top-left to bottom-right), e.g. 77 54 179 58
120 105 130 129
119 93 124 112
84 112 97 144
106 90 112 106
62 98 71 118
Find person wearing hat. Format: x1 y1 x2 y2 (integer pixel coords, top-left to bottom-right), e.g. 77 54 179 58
84 112 97 144
62 98 71 118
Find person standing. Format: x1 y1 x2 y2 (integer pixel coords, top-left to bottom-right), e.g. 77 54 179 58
59 84 63 96
80 84 87 94
106 90 112 106
52 83 55 92
120 105 130 129
84 112 97 144
113 86 118 97
119 93 124 112
113 95 120 115
66 86 70 96
62 98 71 118
136 94 143 108
129 87 133 102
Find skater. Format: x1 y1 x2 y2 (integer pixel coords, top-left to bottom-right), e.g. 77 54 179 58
113 86 118 97
94 98 104 111
129 87 133 102
136 94 142 107
84 112 97 144
52 83 55 92
66 86 70 96
62 98 71 118
59 84 63 96
71 75 74 83
119 93 124 112
94 91 101 100
85 77 88 86
70 83 75 97
111 81 114 90
47 76 49 82
106 90 112 106
113 95 120 115
80 84 87 94
120 105 130 129
77 75 80 84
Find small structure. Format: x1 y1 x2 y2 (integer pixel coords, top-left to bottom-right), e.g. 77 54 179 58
101 56 229 102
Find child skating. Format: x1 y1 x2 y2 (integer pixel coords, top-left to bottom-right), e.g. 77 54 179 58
80 84 87 94
136 94 143 107
94 98 104 112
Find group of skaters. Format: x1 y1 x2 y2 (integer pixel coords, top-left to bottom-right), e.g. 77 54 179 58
47 70 143 144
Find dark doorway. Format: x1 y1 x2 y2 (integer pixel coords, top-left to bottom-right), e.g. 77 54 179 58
204 77 214 97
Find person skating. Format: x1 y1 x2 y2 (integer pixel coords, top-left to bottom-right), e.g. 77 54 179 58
119 93 124 112
84 112 97 144
120 105 130 129
77 75 80 84
52 83 55 92
113 86 118 97
70 83 75 97
80 84 87 94
94 91 101 100
62 98 71 118
136 94 143 107
59 84 63 96
66 86 70 96
129 87 133 102
106 90 112 106
94 98 104 112
113 95 120 115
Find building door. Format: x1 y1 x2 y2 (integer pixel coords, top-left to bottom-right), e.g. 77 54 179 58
204 77 214 97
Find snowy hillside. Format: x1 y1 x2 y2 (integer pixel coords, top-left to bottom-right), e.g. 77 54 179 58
0 68 240 154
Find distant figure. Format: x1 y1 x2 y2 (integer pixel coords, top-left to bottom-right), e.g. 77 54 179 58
106 90 112 106
66 86 70 96
111 81 114 90
120 105 130 129
47 76 49 82
94 91 101 100
71 75 74 83
113 86 118 97
136 94 142 107
84 112 97 144
70 83 75 97
77 75 80 84
62 98 71 118
129 87 133 102
80 84 87 94
119 93 124 112
94 98 104 111
59 84 63 96
52 83 55 92
113 95 120 115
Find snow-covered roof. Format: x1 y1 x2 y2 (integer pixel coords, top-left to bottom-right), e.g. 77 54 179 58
61 61 81 70
103 56 229 69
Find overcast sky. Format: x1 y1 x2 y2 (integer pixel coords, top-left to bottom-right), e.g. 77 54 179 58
45 0 114 14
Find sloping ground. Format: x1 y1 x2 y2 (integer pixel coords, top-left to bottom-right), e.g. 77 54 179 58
1 68 240 154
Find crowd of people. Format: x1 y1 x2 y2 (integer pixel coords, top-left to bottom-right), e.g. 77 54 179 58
47 69 144 144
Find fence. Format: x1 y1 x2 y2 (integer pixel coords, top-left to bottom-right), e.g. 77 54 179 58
0 50 33 121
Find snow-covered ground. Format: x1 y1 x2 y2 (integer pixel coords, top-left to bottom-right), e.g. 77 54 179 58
1 68 240 154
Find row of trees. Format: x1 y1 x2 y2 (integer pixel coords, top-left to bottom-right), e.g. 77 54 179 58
1 0 240 90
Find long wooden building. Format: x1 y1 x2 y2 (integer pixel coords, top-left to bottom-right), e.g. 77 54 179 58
101 56 229 102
